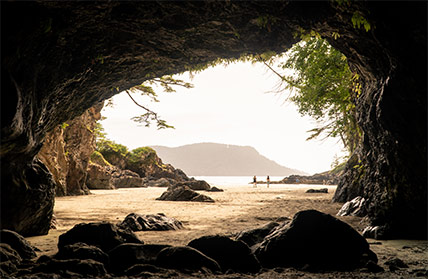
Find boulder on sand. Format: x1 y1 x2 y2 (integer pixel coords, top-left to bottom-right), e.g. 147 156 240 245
58 222 143 253
118 213 183 231
188 235 260 273
254 209 378 271
155 246 221 273
235 221 285 248
156 186 214 203
305 188 328 193
174 180 211 191
0 229 38 260
337 196 366 217
54 242 109 266
108 243 171 274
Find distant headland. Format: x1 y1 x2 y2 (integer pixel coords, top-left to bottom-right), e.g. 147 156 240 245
151 143 308 177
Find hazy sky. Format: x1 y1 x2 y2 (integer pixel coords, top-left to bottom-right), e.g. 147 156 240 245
100 61 346 175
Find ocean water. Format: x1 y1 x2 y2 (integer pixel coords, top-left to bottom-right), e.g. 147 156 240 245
192 176 336 189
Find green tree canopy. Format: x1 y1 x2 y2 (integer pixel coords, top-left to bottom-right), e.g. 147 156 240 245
266 37 361 154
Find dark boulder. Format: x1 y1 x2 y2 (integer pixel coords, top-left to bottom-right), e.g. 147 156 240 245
0 243 21 276
31 257 107 277
124 263 178 277
235 221 284 248
188 235 260 273
156 186 214 203
111 169 145 188
337 196 366 217
155 246 221 273
108 243 171 274
118 213 183 231
254 210 377 271
1 159 55 236
362 225 390 240
175 180 211 191
207 186 224 192
146 178 173 187
305 188 328 193
54 242 109 266
0 229 38 259
58 222 142 253
384 257 408 271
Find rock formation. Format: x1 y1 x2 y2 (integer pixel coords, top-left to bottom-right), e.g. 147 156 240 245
1 1 426 238
37 103 104 196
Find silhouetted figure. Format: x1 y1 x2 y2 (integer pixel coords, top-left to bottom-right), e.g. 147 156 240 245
253 176 257 188
267 175 270 188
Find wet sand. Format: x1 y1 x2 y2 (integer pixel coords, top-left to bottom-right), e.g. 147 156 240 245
26 185 427 278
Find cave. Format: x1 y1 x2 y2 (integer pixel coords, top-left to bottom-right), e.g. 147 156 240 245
1 1 426 239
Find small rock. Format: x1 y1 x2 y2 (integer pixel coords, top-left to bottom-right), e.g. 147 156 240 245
174 180 211 191
207 186 224 192
118 213 183 231
362 225 389 240
361 260 384 273
146 178 172 187
337 196 366 217
156 186 214 203
305 188 328 193
385 257 409 271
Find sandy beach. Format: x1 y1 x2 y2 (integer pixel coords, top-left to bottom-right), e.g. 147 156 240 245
26 185 427 278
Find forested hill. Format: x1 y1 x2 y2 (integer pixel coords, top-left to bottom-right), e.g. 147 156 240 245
151 143 307 176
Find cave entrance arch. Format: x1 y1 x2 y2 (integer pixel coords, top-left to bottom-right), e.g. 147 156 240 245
1 1 426 239
99 59 347 177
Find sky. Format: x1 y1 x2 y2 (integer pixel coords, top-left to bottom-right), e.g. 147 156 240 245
100 61 347 175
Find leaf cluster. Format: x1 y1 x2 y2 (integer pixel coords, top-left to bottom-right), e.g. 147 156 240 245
270 37 361 153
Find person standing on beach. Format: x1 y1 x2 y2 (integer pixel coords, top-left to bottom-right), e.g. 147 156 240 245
253 176 257 188
267 175 270 188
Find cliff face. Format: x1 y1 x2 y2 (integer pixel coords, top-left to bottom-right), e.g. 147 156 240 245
37 103 104 196
1 1 426 238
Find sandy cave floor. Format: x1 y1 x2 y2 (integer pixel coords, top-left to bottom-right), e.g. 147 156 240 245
26 185 428 278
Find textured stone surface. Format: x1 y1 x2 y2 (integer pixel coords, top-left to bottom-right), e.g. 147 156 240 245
156 186 215 203
0 230 38 260
37 103 104 196
254 210 377 271
1 1 426 238
118 213 183 231
188 235 261 273
108 243 171 274
58 222 143 253
155 246 221 273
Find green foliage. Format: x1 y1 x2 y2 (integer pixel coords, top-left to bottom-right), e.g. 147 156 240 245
90 150 111 167
255 15 279 31
96 138 129 164
60 122 69 130
351 11 371 32
124 75 193 129
126 147 158 170
273 37 361 153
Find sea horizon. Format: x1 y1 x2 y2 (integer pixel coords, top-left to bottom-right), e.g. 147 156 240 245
192 175 335 189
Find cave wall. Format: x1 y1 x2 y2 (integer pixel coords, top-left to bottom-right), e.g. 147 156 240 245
1 1 426 237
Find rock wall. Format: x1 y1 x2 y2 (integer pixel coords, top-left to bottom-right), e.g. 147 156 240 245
1 1 426 237
37 103 104 196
